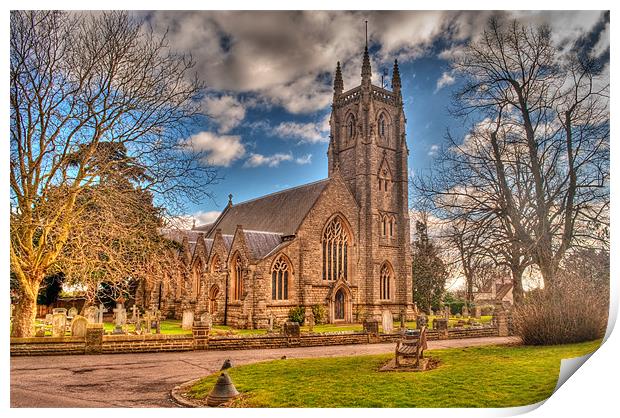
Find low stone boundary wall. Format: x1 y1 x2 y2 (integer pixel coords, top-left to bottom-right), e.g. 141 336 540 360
10 325 500 356
10 337 86 356
101 334 195 354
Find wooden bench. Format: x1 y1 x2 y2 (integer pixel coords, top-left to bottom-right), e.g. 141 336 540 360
395 326 428 367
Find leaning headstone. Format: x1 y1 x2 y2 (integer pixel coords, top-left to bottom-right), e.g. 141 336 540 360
182 310 194 330
68 307 78 318
71 315 88 337
143 311 152 333
84 306 98 324
130 305 140 323
381 310 394 334
52 313 67 337
473 306 482 319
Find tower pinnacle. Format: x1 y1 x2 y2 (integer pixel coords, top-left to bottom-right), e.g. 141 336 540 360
334 61 343 96
392 59 401 95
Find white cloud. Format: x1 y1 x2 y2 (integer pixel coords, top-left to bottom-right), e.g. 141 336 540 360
193 210 222 226
295 154 312 165
202 94 246 133
428 144 440 156
274 120 329 144
143 11 606 114
244 152 293 168
435 71 455 92
180 131 245 167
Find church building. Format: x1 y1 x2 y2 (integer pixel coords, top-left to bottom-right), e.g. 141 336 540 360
141 43 414 328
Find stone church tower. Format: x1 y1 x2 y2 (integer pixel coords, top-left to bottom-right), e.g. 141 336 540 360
327 43 414 318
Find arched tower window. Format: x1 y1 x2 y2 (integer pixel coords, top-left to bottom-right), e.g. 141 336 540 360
208 285 219 314
378 114 386 137
322 216 350 281
231 255 244 301
347 115 355 139
381 215 387 236
380 263 393 300
271 255 290 300
389 216 395 237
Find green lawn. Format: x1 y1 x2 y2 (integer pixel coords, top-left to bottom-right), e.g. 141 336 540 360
188 340 600 408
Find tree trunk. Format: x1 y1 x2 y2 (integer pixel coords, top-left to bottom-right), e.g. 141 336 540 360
511 265 526 306
11 281 40 338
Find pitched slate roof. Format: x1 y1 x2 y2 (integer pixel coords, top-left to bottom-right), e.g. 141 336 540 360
206 179 330 236
243 230 284 259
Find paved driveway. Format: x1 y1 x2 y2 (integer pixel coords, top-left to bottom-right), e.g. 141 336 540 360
10 336 518 407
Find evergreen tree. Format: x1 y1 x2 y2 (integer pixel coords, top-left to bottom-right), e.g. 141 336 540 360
412 220 448 314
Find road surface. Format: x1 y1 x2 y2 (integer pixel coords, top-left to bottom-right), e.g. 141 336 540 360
10 336 519 407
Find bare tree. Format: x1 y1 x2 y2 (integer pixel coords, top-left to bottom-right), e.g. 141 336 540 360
10 11 217 337
450 18 609 289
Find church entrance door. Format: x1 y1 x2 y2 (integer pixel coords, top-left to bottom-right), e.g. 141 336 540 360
335 289 345 320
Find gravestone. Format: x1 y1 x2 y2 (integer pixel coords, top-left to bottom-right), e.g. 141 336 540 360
68 307 78 318
307 310 315 333
283 321 300 338
381 310 394 334
198 312 213 329
45 313 53 325
112 303 127 334
444 306 450 321
144 311 153 333
429 309 434 316
130 305 140 323
416 313 428 329
399 309 406 329
363 318 379 335
71 315 88 337
462 305 469 317
182 310 194 330
53 307 67 315
473 306 481 319
267 313 274 332
98 303 107 323
84 306 98 324
154 310 162 334
52 313 67 337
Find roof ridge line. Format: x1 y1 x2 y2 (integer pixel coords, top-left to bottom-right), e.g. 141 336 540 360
230 178 329 207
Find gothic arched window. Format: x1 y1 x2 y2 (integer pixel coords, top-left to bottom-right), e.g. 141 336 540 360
347 115 355 139
380 263 393 300
231 255 243 300
381 215 387 236
210 254 221 273
322 217 349 281
208 285 219 314
271 255 290 300
389 217 395 237
378 114 386 137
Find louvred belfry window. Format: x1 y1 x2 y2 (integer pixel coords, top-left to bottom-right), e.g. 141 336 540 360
322 217 349 281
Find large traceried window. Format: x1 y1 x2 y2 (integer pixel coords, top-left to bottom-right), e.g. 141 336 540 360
380 263 393 300
322 217 349 281
271 255 290 300
231 255 244 300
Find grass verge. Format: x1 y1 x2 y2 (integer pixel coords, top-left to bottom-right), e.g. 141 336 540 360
188 340 600 408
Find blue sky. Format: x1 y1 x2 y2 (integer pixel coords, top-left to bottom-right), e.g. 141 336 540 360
141 11 609 226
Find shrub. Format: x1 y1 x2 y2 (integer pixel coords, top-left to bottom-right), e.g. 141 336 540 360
311 304 327 325
479 305 495 316
513 274 608 345
288 306 305 325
